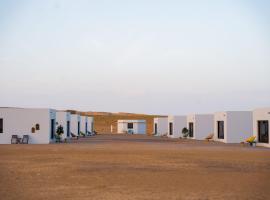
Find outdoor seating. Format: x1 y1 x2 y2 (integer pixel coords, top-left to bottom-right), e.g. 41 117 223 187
71 132 79 140
21 135 29 144
11 135 20 144
205 133 214 141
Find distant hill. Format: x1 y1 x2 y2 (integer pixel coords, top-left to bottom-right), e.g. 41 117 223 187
66 110 167 135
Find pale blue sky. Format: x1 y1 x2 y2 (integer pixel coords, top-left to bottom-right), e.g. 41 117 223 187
0 0 270 115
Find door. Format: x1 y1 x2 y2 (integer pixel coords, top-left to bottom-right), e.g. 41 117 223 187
258 120 269 143
189 122 194 138
0 118 3 133
217 121 224 139
50 119 55 139
67 121 70 137
78 122 80 135
154 123 157 134
169 122 173 135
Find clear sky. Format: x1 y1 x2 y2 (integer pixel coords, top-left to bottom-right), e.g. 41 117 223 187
0 0 270 115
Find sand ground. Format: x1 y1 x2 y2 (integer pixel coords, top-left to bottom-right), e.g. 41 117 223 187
0 134 270 200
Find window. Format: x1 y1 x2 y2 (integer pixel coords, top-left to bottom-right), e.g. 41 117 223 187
258 120 269 143
36 124 40 130
0 118 3 133
127 123 133 129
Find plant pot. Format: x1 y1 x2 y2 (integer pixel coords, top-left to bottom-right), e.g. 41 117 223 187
252 143 256 147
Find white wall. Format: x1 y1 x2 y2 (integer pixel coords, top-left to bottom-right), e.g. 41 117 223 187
187 114 214 140
167 116 187 138
117 120 146 134
153 118 168 136
214 111 253 143
80 116 89 134
253 108 270 148
70 114 81 136
88 117 94 132
56 111 71 139
0 108 56 144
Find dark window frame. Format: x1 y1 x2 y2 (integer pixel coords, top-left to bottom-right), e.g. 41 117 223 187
127 123 133 129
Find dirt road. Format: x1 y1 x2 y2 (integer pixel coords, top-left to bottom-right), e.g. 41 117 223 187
0 134 269 200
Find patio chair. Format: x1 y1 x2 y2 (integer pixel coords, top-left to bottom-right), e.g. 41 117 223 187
11 135 19 144
205 133 214 141
21 135 29 144
244 136 256 146
71 132 79 140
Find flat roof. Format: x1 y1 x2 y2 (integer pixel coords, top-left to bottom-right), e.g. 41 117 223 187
118 120 146 123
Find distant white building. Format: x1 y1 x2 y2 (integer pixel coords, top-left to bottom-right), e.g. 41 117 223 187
253 108 270 148
167 116 187 138
80 116 89 134
0 107 56 144
214 111 253 143
56 111 71 139
88 116 94 133
186 114 214 140
70 114 81 136
117 120 146 134
153 117 168 136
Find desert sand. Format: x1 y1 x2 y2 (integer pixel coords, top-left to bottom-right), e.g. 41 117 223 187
0 134 270 200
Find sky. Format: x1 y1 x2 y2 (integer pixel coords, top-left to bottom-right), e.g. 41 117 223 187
0 0 270 115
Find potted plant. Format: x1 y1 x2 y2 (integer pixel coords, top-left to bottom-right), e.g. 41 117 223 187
182 127 189 138
80 131 86 137
55 125 64 143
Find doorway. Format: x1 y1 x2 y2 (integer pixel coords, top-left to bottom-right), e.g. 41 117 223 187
78 122 80 135
154 123 157 134
67 121 70 137
50 119 55 139
258 120 269 143
189 122 194 138
169 122 173 135
217 121 224 139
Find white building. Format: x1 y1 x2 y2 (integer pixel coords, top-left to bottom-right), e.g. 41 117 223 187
88 117 94 133
80 116 89 134
214 111 253 143
56 111 71 139
187 114 214 140
153 117 168 136
253 108 270 147
167 116 187 138
0 107 56 144
70 114 81 136
117 120 146 134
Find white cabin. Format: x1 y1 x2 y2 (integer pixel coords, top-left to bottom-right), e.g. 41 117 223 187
214 111 253 143
117 120 146 134
153 117 168 136
167 116 187 138
186 114 214 140
0 107 56 144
